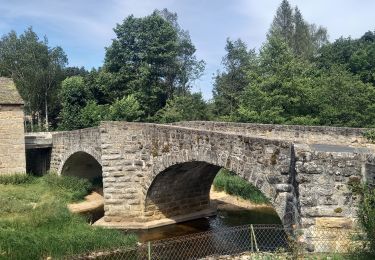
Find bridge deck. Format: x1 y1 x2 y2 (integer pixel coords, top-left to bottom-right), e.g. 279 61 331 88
25 132 52 149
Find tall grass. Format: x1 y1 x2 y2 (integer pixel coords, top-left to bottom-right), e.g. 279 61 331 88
0 173 35 185
41 173 93 201
0 174 136 259
213 168 270 205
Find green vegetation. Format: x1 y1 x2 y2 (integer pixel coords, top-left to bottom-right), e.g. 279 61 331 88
153 92 212 123
213 1 375 128
213 169 270 205
363 129 375 143
0 173 34 185
357 185 375 257
0 27 68 130
58 76 145 129
0 174 136 260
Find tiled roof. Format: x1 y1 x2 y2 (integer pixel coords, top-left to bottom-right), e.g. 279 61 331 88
0 77 24 105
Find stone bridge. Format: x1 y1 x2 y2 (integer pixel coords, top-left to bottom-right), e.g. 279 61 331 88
26 121 375 235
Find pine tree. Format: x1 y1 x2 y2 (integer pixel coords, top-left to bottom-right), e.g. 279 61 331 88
268 0 328 59
269 0 294 47
293 7 312 58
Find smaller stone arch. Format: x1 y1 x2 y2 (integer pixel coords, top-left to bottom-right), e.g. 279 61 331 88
59 150 102 183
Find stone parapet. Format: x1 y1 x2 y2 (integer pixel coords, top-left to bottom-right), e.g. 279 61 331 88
171 121 371 146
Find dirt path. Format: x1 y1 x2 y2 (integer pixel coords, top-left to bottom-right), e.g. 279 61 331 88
210 187 273 211
68 187 272 214
68 190 104 213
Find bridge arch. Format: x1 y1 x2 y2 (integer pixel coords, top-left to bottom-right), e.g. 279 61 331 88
141 145 296 228
59 150 102 183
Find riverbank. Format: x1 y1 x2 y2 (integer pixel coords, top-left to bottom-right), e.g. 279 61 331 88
213 169 270 205
69 187 275 223
0 174 135 260
210 188 272 211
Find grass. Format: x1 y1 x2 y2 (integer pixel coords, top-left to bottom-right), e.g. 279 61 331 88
0 173 136 260
213 168 270 205
0 173 34 185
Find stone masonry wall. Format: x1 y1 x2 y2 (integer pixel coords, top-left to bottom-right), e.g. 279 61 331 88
0 105 25 174
50 127 101 174
294 143 373 251
172 121 369 145
100 122 298 228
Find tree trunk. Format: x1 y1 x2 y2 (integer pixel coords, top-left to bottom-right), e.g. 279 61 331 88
37 111 41 130
45 93 49 131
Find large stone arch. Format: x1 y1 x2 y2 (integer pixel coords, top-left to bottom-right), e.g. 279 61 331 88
140 144 296 228
58 149 102 182
99 122 299 229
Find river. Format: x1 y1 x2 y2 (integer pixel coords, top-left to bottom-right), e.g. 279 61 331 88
81 189 282 243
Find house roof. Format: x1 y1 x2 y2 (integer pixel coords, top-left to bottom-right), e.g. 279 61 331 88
0 77 24 105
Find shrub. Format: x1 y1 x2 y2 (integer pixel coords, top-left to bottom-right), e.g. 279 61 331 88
357 185 375 256
363 129 375 143
213 168 270 204
0 173 35 185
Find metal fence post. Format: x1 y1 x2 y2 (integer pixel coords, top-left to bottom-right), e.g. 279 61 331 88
148 241 151 260
250 226 254 252
250 224 259 252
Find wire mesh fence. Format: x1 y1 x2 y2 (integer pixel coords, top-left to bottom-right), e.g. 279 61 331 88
66 224 365 260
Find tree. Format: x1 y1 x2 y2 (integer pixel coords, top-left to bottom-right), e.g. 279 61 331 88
104 10 204 118
154 92 211 123
268 0 328 59
311 66 375 127
58 76 92 130
317 31 375 86
269 0 294 47
108 95 143 121
80 101 109 128
0 27 67 130
84 68 117 104
293 7 312 58
63 66 88 78
155 9 205 96
213 39 257 118
235 36 375 127
237 36 316 124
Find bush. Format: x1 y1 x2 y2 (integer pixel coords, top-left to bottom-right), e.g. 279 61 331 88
0 173 35 185
213 168 270 204
357 185 375 256
363 129 375 143
109 95 143 121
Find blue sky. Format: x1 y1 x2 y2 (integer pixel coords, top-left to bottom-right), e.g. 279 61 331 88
1 0 374 99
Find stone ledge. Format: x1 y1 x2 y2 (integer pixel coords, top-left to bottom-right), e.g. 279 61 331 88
93 207 217 229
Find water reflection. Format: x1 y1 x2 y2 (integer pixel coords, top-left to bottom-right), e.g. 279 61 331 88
134 207 281 242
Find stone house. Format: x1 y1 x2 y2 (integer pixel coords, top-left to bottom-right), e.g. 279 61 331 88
0 77 26 174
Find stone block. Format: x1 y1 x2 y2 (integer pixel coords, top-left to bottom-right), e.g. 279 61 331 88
315 217 353 229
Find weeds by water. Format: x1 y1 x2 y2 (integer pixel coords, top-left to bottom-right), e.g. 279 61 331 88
213 169 270 205
0 173 136 260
